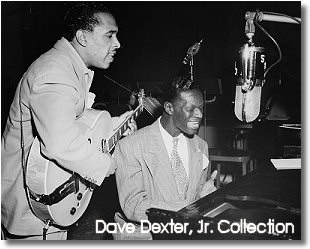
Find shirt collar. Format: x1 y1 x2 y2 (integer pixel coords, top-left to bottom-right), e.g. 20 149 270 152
158 117 184 142
54 37 94 80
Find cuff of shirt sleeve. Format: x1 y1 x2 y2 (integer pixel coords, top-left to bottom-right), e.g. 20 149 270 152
91 153 111 186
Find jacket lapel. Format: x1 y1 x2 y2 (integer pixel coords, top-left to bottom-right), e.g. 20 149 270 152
144 120 180 200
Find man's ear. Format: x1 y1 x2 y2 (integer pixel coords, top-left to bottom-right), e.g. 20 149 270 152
75 30 87 47
163 101 174 115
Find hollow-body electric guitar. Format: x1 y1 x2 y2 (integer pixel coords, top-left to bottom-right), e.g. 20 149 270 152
26 90 144 227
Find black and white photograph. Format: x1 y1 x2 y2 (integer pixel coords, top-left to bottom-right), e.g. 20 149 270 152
1 1 302 241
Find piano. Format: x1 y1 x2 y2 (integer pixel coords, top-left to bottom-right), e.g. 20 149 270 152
146 165 301 240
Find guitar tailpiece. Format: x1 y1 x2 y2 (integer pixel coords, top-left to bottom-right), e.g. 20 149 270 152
31 192 51 205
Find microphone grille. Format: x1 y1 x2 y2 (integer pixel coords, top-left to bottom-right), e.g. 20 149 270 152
234 86 261 123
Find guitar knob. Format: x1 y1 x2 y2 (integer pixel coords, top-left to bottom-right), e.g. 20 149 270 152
77 193 83 200
70 207 76 215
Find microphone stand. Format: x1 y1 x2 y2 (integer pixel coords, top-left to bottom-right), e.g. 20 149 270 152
183 39 203 81
185 39 217 140
183 39 207 137
189 56 194 81
103 74 133 94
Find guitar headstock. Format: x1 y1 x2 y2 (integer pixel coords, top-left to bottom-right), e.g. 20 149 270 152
127 89 144 109
137 89 145 106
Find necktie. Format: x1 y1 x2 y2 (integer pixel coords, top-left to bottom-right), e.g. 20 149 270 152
171 137 188 199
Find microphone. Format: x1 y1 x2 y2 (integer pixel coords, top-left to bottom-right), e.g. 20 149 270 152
183 39 203 65
234 43 266 122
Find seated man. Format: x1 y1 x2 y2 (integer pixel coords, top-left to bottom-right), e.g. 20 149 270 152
113 75 217 240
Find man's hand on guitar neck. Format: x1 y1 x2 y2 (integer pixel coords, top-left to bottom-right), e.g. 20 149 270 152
112 111 138 136
123 116 137 136
105 111 138 178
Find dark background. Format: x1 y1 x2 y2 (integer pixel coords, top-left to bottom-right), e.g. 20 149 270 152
1 1 301 124
1 1 301 240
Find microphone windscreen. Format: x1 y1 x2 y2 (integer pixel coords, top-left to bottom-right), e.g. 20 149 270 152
234 85 261 123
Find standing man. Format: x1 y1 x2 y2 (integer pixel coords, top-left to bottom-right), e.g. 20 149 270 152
113 75 217 240
1 3 136 240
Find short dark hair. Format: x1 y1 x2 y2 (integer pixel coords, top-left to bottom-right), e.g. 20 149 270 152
162 75 200 103
63 2 112 41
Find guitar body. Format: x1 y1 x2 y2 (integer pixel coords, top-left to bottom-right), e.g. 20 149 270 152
26 109 112 227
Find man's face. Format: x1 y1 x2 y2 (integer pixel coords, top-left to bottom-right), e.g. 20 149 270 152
172 89 204 136
84 13 120 69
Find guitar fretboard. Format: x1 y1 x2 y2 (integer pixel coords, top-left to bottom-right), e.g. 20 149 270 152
106 104 143 152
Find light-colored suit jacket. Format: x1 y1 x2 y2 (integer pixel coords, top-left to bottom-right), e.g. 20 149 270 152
1 38 110 236
113 119 210 240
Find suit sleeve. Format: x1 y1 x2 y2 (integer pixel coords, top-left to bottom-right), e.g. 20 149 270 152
114 137 188 222
29 74 110 186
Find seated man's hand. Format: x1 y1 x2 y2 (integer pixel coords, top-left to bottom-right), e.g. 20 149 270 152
199 170 218 198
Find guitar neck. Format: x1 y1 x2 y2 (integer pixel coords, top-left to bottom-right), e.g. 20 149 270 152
106 103 143 152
